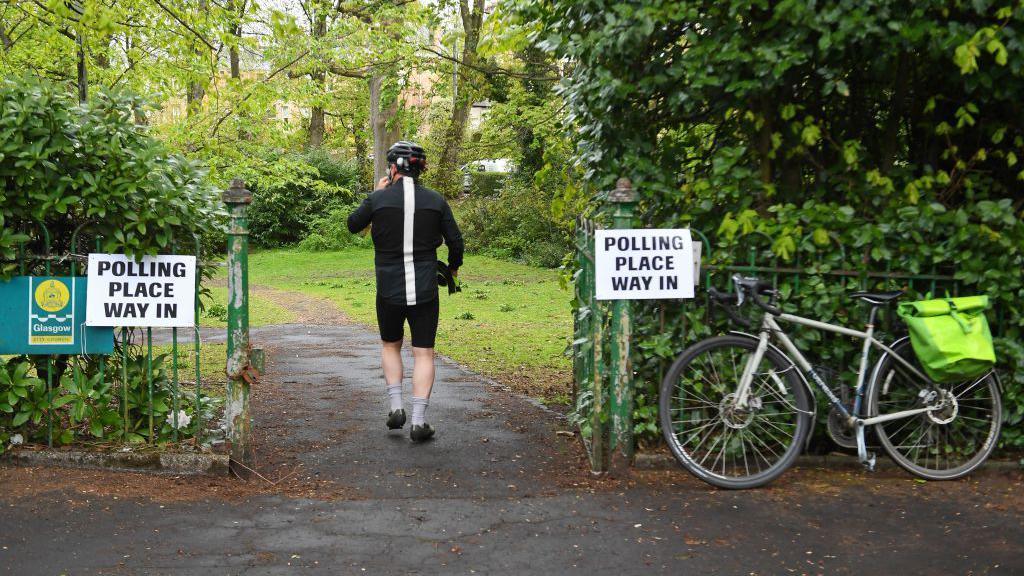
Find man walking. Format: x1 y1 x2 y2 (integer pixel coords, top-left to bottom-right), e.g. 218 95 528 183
347 141 464 442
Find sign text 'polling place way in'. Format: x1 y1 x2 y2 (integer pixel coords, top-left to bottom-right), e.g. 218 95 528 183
595 229 698 300
86 254 197 327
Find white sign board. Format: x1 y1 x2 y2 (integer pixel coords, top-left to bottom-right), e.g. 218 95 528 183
595 229 696 300
86 254 197 327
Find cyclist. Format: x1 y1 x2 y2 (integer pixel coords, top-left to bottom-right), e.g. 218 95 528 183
347 141 464 442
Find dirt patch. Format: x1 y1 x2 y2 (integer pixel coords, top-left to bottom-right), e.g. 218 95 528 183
251 285 350 325
625 463 1024 508
442 356 571 406
491 365 571 401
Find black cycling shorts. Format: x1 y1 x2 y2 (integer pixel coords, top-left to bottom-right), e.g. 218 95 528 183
376 296 440 348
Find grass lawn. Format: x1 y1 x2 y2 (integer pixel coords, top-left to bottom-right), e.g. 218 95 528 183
245 248 574 400
151 342 228 396
198 286 297 328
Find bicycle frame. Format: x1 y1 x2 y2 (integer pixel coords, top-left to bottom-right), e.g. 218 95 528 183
733 308 940 468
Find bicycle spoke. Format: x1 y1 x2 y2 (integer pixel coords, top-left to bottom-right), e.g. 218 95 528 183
661 336 812 487
698 424 726 467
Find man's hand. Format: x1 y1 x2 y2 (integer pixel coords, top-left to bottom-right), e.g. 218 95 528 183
375 176 390 190
450 267 458 278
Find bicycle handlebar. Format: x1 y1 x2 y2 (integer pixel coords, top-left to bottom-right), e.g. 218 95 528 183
707 276 781 327
707 287 753 328
748 287 782 316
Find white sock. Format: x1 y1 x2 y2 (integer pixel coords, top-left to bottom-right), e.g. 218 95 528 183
411 396 429 426
387 383 403 412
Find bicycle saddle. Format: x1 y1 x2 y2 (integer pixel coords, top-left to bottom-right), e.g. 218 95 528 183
849 290 904 305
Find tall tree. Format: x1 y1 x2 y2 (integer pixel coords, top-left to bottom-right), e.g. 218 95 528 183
433 0 485 195
370 74 401 181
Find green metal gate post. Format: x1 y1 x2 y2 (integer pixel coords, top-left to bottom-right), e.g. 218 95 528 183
608 178 637 474
224 179 255 476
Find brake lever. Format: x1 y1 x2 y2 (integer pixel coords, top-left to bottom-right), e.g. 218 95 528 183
708 287 752 329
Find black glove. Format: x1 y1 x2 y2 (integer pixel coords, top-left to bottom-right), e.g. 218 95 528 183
436 261 462 295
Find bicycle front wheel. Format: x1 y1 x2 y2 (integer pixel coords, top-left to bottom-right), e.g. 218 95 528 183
659 335 812 489
868 338 1002 480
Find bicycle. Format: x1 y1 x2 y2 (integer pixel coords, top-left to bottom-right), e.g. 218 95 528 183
659 275 1003 489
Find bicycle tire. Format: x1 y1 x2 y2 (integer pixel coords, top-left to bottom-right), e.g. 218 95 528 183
659 335 812 489
867 337 1002 480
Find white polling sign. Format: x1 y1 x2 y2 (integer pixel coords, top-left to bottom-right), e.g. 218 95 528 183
86 254 197 327
595 229 697 300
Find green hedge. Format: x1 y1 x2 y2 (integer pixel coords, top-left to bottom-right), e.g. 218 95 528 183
519 0 1024 450
456 178 571 268
0 76 223 449
239 150 362 247
0 76 222 270
466 171 508 197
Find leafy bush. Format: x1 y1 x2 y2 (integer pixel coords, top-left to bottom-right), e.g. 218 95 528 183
204 303 229 323
520 0 1024 450
466 171 507 197
298 204 371 251
0 350 214 452
0 76 223 275
239 150 362 247
457 178 571 268
0 76 223 451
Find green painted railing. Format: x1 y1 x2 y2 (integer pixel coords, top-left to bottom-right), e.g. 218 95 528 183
572 188 1000 474
7 223 214 449
573 178 638 475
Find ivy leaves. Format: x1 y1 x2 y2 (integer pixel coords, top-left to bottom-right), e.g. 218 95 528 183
519 0 1024 447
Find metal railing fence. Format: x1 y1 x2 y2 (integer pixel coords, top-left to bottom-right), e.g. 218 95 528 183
572 193 1005 474
5 221 214 448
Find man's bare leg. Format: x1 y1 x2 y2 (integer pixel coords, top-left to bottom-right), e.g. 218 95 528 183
411 347 435 399
410 347 435 430
382 340 404 385
382 340 405 427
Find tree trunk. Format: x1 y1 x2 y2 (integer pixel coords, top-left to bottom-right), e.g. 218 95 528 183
187 0 210 116
0 24 11 53
76 33 87 103
434 0 485 196
228 0 241 79
353 124 370 185
125 37 147 125
370 74 400 183
307 7 327 148
309 101 326 148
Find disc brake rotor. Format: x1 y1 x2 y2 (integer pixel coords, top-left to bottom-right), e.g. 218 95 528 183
720 393 758 429
926 389 959 425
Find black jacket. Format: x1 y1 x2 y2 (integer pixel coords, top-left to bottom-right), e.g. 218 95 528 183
347 176 464 306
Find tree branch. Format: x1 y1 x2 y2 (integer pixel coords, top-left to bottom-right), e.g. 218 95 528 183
151 0 218 52
211 49 309 137
419 45 559 81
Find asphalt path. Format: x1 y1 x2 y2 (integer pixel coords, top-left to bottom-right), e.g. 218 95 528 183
2 323 1022 575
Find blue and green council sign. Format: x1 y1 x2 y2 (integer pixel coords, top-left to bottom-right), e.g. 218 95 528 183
0 276 113 355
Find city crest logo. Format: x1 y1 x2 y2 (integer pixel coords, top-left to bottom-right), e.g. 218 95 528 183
29 277 75 345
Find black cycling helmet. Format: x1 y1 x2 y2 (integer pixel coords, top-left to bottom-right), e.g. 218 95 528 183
386 140 427 177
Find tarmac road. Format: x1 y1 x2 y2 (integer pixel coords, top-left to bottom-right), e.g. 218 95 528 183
2 323 1022 575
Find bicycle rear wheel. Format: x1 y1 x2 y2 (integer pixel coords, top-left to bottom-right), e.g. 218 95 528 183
867 338 1002 480
659 335 812 489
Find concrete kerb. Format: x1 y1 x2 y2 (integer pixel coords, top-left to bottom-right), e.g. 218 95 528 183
634 450 1023 474
3 449 231 476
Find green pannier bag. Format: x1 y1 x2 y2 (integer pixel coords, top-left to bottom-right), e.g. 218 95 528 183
896 295 996 383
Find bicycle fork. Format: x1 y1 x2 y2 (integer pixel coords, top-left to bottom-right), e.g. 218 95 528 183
735 319 878 470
